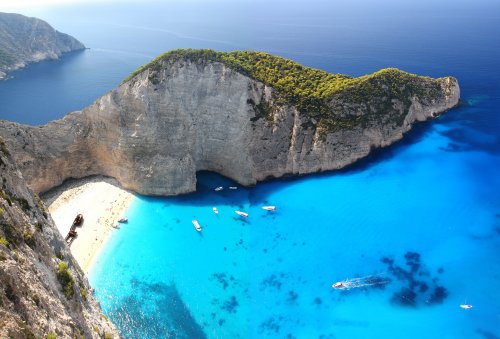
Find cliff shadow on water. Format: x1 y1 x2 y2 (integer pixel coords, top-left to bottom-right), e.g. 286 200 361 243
42 102 462 210
137 115 438 209
436 100 500 156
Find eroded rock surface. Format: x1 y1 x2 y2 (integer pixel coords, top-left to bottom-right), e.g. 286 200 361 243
0 138 118 338
0 55 459 195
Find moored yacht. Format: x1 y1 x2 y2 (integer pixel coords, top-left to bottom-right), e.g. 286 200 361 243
192 220 202 232
234 210 249 218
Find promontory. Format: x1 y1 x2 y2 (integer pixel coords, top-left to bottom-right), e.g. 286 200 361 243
0 49 460 196
0 12 85 80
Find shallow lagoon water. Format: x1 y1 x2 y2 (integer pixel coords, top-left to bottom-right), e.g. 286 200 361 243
89 103 500 337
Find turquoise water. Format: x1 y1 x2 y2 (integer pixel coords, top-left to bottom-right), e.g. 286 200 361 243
89 105 500 337
1 0 498 337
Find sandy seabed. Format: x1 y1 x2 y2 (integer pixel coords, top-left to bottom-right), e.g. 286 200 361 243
43 176 135 274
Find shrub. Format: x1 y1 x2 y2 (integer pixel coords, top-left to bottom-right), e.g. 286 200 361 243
23 231 35 248
55 248 64 260
46 332 57 339
57 262 74 299
80 287 87 300
0 236 8 246
0 137 9 156
0 190 12 206
34 193 47 218
32 293 40 306
13 196 30 212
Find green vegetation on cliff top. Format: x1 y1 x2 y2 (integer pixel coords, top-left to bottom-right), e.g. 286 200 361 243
124 49 454 131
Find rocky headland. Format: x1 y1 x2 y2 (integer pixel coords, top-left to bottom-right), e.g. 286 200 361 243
0 49 460 196
0 12 85 80
0 137 118 337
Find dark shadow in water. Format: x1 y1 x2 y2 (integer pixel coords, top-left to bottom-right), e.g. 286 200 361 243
137 101 498 207
381 251 448 308
108 279 206 338
437 102 500 155
130 105 452 207
476 328 500 339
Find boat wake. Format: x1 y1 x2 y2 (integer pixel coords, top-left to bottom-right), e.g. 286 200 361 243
332 274 390 290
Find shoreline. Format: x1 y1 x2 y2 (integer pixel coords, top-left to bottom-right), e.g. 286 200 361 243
43 176 135 275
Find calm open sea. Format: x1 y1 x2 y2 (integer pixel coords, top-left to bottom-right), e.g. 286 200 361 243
1 1 499 337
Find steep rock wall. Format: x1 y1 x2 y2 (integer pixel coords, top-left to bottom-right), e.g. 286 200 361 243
0 58 459 195
0 138 118 338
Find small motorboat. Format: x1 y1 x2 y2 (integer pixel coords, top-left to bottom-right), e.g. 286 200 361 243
460 304 473 309
118 218 128 223
229 186 237 190
214 186 223 192
234 210 249 218
192 220 202 232
262 205 276 211
213 207 219 214
332 282 345 289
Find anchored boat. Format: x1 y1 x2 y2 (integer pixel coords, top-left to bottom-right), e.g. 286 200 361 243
262 205 276 211
192 220 202 232
235 210 249 218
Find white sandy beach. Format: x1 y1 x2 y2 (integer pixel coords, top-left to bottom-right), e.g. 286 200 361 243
43 176 135 274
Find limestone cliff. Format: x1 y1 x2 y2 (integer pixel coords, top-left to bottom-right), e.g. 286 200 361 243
0 50 459 196
0 12 85 80
0 138 118 337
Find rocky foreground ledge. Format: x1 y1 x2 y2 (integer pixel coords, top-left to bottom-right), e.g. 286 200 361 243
0 49 460 196
0 137 118 337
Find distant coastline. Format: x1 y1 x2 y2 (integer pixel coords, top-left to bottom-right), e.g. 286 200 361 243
0 12 85 80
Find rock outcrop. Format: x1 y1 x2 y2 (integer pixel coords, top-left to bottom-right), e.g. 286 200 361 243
0 12 85 80
0 50 460 196
0 138 119 338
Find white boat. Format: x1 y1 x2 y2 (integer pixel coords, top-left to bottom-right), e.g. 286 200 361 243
118 217 128 223
460 304 473 309
214 186 223 191
213 207 219 214
192 220 202 232
332 282 345 289
229 186 237 190
262 205 276 211
234 210 249 218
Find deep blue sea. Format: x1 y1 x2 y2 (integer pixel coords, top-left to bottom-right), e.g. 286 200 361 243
2 1 499 337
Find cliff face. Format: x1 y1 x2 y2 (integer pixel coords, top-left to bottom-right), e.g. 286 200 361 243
0 138 118 338
0 12 85 79
0 52 459 196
